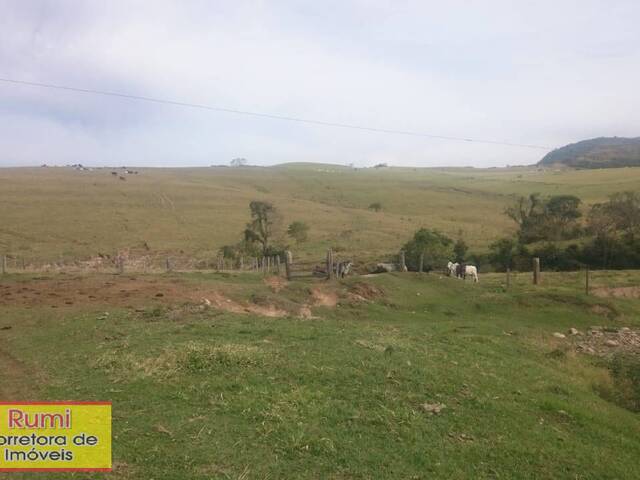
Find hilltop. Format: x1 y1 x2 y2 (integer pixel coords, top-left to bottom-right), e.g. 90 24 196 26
2 164 640 262
539 137 640 169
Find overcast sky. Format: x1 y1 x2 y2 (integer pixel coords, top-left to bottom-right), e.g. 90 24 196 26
1 0 638 168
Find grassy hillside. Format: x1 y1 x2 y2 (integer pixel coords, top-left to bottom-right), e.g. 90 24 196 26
539 137 640 169
2 271 640 478
1 164 640 262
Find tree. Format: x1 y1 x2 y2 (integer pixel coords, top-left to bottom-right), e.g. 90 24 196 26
230 158 247 167
453 239 468 262
402 228 453 271
504 193 544 242
505 193 583 242
603 191 640 241
244 201 279 255
543 195 582 240
488 238 517 271
287 221 309 244
368 202 383 212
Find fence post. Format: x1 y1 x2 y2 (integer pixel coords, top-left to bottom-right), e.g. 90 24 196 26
166 257 172 272
239 256 244 271
117 255 124 274
1 255 6 275
533 257 540 285
284 250 292 280
21 257 26 270
418 252 424 273
276 255 281 274
399 250 407 272
326 249 334 280
506 268 511 289
585 267 590 296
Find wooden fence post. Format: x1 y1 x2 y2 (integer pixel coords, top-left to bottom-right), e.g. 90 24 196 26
166 257 172 272
1 255 6 275
275 255 281 274
585 267 590 296
117 255 124 274
418 252 424 273
399 250 407 272
239 256 244 271
284 250 292 280
326 249 334 280
533 257 540 285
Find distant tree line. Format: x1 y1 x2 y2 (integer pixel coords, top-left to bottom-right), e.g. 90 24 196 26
489 191 640 271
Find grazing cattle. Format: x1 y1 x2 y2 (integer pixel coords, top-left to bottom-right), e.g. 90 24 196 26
338 261 353 278
447 261 479 282
375 262 397 273
464 265 479 282
447 261 458 277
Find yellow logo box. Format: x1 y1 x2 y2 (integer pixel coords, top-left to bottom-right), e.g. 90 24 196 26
0 402 111 472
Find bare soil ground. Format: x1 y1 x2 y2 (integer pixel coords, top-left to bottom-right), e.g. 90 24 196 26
593 286 640 299
0 275 193 309
0 274 342 319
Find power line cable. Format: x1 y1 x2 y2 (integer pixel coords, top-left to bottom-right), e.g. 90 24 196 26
0 77 551 150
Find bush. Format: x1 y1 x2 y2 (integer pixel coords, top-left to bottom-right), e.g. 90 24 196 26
402 228 453 271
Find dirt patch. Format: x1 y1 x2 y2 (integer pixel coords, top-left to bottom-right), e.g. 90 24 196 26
570 326 640 357
0 275 290 318
200 292 288 318
590 304 618 319
0 275 190 309
310 287 338 307
347 282 385 302
297 305 319 320
264 275 287 293
593 286 640 299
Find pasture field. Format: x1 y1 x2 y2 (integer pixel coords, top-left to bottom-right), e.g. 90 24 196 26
2 164 640 263
1 270 640 479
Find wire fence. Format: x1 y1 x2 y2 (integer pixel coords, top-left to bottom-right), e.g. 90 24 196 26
0 252 636 297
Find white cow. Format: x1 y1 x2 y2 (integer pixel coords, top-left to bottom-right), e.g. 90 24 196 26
447 261 458 277
464 265 479 282
447 261 478 282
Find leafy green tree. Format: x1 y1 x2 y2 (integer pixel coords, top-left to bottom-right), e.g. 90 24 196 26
504 193 544 242
368 202 383 212
506 193 583 242
244 201 279 255
287 221 309 244
603 191 640 241
488 238 517 271
402 228 453 271
543 195 582 240
453 239 468 262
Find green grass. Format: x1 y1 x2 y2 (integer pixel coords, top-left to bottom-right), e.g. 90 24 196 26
2 164 640 262
2 271 640 478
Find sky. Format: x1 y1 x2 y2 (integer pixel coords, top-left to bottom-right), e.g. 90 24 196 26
0 0 639 168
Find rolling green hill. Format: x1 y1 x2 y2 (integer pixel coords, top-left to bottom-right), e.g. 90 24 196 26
539 137 640 169
1 164 640 262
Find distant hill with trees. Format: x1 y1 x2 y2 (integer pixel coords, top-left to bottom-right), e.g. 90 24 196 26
539 137 640 169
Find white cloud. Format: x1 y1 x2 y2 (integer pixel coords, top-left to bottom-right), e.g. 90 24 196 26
0 0 638 167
